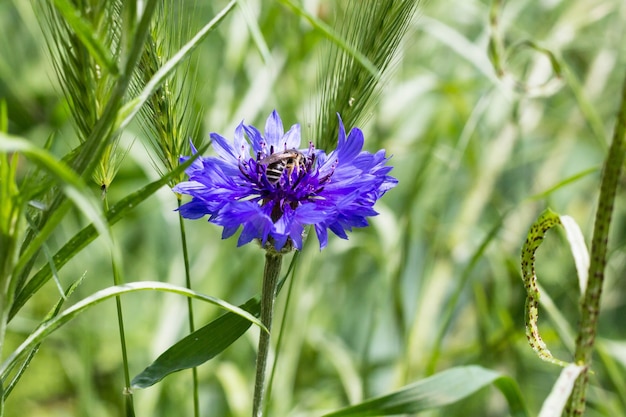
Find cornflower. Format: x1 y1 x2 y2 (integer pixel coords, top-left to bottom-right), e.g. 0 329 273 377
173 110 397 251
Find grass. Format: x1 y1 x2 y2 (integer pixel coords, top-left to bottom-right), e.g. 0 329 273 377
1 0 625 416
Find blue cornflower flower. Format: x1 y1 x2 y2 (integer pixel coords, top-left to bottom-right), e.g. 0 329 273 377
173 110 397 251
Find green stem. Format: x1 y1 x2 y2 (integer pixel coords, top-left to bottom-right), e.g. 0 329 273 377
565 68 626 415
103 195 135 416
252 250 282 417
265 252 299 415
177 200 199 417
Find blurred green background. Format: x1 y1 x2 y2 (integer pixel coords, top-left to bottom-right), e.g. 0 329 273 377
1 0 626 416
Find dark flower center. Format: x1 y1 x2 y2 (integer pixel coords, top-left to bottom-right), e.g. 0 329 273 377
238 144 336 223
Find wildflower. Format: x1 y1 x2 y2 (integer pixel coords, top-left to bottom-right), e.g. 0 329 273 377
173 110 397 250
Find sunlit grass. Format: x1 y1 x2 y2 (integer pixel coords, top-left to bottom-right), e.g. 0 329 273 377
1 0 625 416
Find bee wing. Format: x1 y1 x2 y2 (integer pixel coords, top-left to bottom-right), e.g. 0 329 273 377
259 153 283 165
259 150 300 165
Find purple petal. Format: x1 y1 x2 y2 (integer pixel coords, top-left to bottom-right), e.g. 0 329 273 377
264 110 284 149
245 124 266 155
210 133 240 163
282 123 301 150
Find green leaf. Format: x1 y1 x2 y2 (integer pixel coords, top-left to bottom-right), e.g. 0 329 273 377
0 133 112 277
132 295 261 389
520 208 569 367
0 282 265 380
528 167 599 201
321 366 529 417
8 148 203 320
3 273 86 399
132 254 298 389
520 209 590 367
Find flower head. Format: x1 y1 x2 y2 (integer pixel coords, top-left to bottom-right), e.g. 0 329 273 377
173 110 397 250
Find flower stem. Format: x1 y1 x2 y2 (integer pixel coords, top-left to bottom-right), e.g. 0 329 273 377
177 200 199 417
103 195 135 416
565 68 626 415
252 250 282 417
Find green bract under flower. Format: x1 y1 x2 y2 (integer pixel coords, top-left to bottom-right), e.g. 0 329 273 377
173 110 397 250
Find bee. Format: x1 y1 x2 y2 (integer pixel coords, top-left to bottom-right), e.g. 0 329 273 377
259 149 306 184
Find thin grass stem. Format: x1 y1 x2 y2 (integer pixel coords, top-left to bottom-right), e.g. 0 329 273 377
177 199 199 417
264 252 299 416
252 250 282 417
565 66 626 416
103 195 135 416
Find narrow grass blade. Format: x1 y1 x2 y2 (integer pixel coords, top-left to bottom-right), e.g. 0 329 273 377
520 208 571 367
321 366 529 417
238 0 271 64
132 258 296 389
8 148 203 320
3 273 86 399
0 282 265 380
0 134 111 276
528 167 599 201
117 0 236 131
277 0 379 79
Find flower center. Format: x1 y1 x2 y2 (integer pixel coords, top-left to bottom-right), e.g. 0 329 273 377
238 143 336 223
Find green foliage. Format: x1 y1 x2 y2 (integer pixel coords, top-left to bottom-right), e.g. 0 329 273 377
314 0 419 150
321 366 529 417
0 0 625 416
132 293 261 389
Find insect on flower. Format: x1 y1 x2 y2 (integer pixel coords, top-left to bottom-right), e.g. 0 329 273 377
259 148 307 184
173 110 397 251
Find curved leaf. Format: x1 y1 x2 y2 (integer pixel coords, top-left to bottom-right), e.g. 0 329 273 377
520 208 571 367
0 133 112 275
0 282 265 380
132 295 261 389
321 366 529 417
8 148 203 320
132 254 299 389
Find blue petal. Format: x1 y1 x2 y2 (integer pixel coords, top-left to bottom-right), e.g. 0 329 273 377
314 224 329 249
329 222 349 239
222 225 239 239
282 123 301 150
181 140 205 174
244 124 266 155
232 122 251 158
336 113 347 147
172 180 205 194
340 127 365 163
264 110 284 149
210 133 240 163
177 199 211 219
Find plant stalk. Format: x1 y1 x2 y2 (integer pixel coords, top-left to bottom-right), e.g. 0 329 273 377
565 68 626 415
103 195 135 416
252 250 282 417
177 200 199 417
